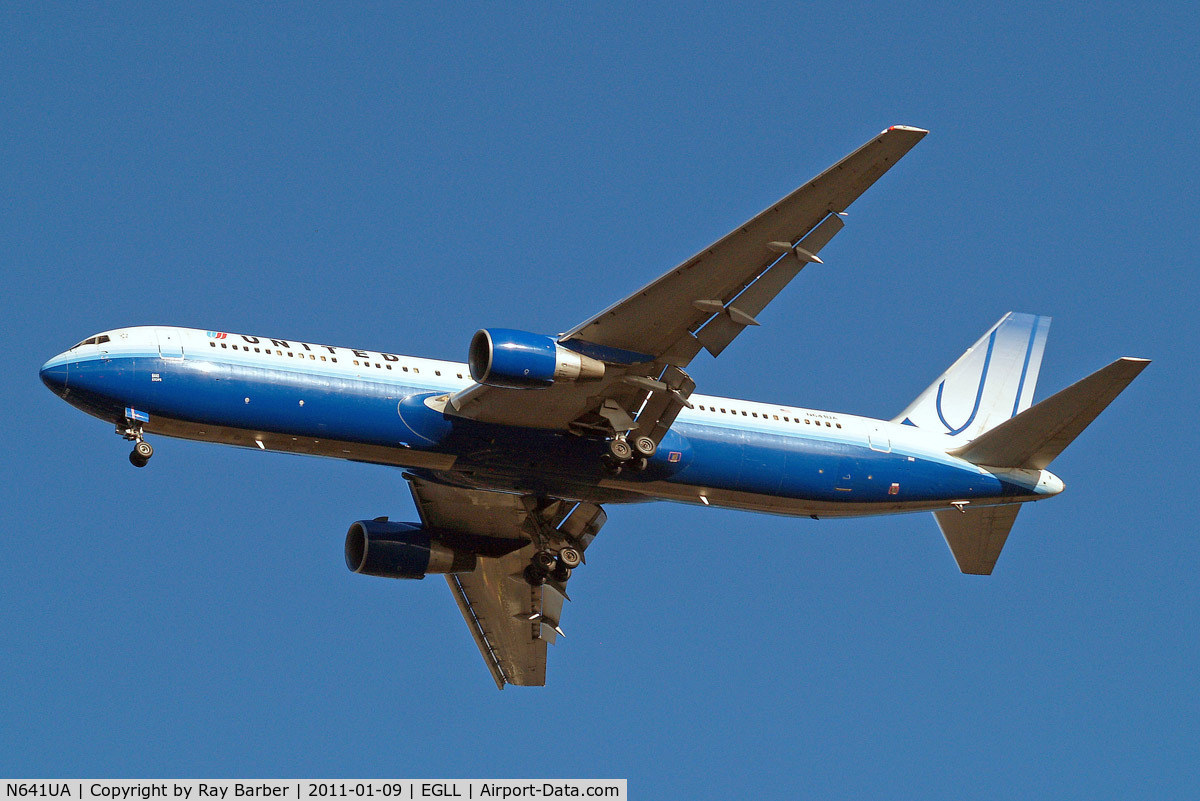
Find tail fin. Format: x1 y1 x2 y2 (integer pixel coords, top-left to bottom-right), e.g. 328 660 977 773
949 357 1150 469
894 312 1052 441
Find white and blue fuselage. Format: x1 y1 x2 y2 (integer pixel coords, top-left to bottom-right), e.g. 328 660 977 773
40 326 1063 517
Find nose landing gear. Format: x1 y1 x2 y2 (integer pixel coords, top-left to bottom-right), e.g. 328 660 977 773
118 420 154 468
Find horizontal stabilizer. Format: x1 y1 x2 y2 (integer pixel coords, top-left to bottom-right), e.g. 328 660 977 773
934 504 1021 575
949 357 1150 469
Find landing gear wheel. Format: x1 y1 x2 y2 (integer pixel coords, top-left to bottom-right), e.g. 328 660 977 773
523 564 546 586
558 547 582 569
129 451 148 468
133 440 154 460
608 437 633 461
551 564 572 583
633 436 657 458
533 551 557 574
524 550 558 586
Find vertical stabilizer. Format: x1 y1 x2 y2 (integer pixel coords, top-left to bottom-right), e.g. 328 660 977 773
894 312 1051 442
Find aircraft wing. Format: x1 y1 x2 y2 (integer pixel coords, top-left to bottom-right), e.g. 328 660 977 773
448 126 926 436
560 125 928 363
406 475 605 689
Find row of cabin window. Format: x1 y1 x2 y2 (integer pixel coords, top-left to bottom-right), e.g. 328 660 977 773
208 340 464 378
694 403 841 428
212 340 338 362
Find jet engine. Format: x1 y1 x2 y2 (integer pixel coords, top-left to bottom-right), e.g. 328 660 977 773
345 520 477 579
468 329 604 389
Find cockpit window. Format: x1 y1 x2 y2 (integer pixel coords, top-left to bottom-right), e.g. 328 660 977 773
72 335 111 349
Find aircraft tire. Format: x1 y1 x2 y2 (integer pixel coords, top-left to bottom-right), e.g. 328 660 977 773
129 452 148 468
134 440 154 460
533 551 557 574
523 564 546 586
558 547 582 569
608 438 632 461
633 436 657 457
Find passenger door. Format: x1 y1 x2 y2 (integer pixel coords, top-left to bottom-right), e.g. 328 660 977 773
155 328 185 360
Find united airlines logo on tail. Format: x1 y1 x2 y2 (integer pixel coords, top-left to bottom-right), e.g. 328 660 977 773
892 312 1051 440
935 329 997 435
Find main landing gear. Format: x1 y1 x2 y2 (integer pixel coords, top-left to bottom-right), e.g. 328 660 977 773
607 435 657 461
514 497 605 589
524 547 582 586
603 434 656 475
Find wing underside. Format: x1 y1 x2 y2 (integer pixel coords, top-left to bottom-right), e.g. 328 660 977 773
406 475 604 688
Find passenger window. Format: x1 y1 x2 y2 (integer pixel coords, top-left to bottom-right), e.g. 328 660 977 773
320 355 326 361
210 342 216 347
221 343 227 348
741 411 747 416
805 419 811 424
255 347 261 353
457 373 463 379
386 364 392 369
435 370 441 376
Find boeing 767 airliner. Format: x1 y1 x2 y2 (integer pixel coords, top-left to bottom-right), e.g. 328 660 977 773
41 126 1148 688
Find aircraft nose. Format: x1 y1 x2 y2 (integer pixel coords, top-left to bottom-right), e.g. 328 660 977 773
40 357 69 396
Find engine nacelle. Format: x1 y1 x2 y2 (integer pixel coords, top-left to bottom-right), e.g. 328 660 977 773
345 520 477 580
468 329 604 389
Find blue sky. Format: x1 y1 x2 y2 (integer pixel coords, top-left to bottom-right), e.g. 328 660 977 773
3 2 1198 797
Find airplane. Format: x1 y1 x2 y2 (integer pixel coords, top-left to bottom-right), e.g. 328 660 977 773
40 126 1149 688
